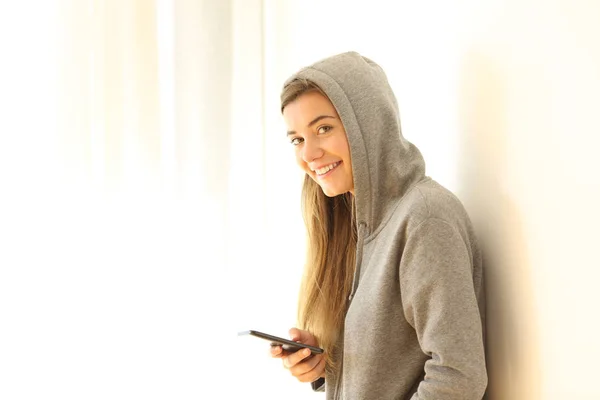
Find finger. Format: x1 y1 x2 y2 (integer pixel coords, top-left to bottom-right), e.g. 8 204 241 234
288 327 301 342
283 348 312 368
271 345 294 359
290 354 322 377
269 345 283 358
297 355 327 383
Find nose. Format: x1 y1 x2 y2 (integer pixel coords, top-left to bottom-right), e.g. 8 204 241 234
301 137 323 163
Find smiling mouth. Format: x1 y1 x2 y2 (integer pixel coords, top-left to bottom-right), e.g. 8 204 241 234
315 161 341 177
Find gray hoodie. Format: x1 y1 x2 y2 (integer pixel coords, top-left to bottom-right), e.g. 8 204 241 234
284 52 487 399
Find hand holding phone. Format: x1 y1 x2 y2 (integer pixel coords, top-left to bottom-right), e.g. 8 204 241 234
255 327 327 384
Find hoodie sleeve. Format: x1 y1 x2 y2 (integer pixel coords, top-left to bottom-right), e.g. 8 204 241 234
399 218 487 400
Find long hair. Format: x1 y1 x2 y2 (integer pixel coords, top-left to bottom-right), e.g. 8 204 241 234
281 78 357 372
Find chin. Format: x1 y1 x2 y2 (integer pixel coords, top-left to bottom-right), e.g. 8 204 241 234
320 186 348 198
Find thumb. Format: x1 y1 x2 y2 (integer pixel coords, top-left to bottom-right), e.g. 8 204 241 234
288 327 313 344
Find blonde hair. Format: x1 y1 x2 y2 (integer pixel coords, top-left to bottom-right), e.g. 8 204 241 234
281 78 357 372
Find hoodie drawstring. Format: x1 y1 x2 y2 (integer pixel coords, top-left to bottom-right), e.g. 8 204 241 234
348 222 367 302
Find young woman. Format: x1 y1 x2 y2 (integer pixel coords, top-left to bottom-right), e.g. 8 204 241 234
270 52 487 399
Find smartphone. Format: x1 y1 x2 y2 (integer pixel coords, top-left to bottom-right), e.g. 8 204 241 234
238 330 324 354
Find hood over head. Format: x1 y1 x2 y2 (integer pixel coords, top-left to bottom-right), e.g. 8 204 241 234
283 51 426 236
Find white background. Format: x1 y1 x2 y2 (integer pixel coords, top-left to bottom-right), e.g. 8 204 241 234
0 0 599 399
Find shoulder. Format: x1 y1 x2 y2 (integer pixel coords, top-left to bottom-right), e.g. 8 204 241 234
390 178 473 237
415 179 469 217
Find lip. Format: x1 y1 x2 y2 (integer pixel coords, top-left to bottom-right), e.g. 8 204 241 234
315 161 341 179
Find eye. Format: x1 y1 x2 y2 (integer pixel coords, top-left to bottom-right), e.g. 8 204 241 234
317 125 332 134
290 137 304 146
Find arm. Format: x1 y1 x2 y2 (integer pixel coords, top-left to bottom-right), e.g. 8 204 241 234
400 218 487 400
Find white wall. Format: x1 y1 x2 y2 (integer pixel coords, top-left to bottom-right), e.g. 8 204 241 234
257 0 600 399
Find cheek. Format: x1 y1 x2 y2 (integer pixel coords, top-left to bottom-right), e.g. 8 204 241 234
294 150 308 170
339 137 353 179
335 136 352 164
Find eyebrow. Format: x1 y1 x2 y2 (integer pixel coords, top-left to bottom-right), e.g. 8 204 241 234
286 115 336 136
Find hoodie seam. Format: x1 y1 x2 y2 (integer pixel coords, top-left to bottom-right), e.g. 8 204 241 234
415 186 431 218
363 179 430 244
399 217 470 296
404 217 471 272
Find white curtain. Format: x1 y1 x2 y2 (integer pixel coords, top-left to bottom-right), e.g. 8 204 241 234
0 1 284 398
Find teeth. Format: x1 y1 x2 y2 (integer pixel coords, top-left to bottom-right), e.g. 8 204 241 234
316 162 339 175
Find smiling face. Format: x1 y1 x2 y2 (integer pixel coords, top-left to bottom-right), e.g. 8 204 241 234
283 91 354 197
